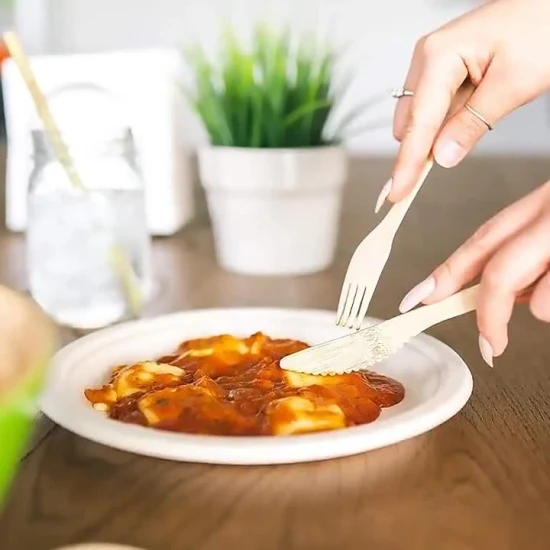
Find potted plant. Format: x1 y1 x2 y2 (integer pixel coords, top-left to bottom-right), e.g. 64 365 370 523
184 24 385 276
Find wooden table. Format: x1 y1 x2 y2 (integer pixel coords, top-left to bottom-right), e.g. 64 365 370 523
2 156 550 550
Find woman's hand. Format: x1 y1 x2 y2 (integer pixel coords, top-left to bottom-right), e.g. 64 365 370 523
381 0 550 209
398 182 550 366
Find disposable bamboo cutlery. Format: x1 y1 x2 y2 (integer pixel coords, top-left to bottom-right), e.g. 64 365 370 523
281 284 479 375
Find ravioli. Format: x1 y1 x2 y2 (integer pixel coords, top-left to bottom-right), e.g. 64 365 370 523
84 361 185 411
267 396 346 435
84 332 405 436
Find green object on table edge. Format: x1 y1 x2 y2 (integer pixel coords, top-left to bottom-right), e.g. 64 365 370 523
0 286 57 508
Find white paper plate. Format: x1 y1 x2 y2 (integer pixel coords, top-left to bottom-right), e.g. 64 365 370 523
41 308 473 465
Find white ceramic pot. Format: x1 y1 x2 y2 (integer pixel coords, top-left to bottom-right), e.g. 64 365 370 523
198 146 348 276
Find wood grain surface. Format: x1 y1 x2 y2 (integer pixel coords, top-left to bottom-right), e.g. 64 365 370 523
2 156 550 550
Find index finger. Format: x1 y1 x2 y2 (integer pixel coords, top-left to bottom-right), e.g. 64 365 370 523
425 184 546 302
389 44 468 203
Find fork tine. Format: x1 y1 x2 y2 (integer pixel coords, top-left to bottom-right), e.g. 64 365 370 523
351 285 374 330
335 283 351 326
338 284 358 327
345 286 366 329
336 283 354 326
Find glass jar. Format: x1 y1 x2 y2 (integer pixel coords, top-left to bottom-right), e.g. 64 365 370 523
26 127 152 329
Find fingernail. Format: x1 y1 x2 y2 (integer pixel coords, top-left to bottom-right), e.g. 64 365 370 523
399 276 436 313
435 141 466 168
478 334 494 367
375 179 392 214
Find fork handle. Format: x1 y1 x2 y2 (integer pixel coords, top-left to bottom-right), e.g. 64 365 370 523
384 284 480 339
380 158 434 231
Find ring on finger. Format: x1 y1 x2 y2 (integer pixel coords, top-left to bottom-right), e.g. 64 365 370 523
391 87 414 99
464 103 494 131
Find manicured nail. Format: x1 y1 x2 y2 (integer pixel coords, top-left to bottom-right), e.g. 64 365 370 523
435 141 466 168
375 179 392 214
399 276 436 313
478 334 494 367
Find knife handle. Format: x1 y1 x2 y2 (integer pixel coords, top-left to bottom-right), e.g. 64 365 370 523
382 284 479 341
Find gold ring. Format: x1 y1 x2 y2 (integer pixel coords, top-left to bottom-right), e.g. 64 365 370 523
465 103 493 131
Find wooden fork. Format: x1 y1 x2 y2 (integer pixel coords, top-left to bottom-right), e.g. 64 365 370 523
336 159 434 330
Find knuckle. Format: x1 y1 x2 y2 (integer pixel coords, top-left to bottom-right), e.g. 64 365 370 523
393 101 410 143
416 33 442 60
482 265 505 294
393 126 403 142
401 121 416 138
407 108 440 135
468 221 496 253
392 118 406 142
457 108 489 139
434 259 459 288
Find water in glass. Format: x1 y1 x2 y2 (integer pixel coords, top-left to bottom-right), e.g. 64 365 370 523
26 128 152 329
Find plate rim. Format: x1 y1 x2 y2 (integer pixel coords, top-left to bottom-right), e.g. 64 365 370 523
41 307 473 465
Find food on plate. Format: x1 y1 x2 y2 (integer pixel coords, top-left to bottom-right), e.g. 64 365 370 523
84 332 404 436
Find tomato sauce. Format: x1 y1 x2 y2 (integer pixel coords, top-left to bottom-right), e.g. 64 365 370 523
85 333 405 436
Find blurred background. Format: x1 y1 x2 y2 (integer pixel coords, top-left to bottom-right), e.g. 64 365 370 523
0 0 549 318
2 0 549 155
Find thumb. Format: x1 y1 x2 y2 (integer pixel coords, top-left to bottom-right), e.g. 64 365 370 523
433 62 521 168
